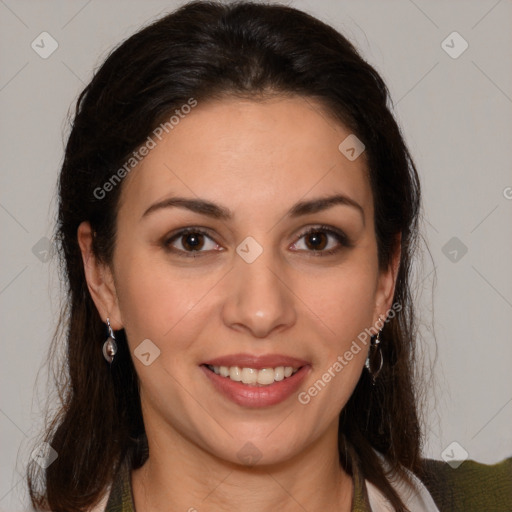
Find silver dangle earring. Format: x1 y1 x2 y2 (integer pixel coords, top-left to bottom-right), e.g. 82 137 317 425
102 317 117 364
365 329 383 384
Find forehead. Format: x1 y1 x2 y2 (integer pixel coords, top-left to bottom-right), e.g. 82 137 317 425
118 96 372 221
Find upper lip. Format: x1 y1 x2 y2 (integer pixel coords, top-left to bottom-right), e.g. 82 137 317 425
202 353 309 370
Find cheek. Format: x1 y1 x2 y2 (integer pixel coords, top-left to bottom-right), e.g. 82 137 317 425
293 252 378 403
298 260 379 343
112 248 221 355
113 237 380 355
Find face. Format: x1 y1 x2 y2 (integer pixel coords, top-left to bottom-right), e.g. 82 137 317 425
81 96 398 467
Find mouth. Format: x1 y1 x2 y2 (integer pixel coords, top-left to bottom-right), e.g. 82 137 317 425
200 353 311 407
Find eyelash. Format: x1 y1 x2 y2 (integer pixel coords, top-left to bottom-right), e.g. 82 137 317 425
163 224 352 258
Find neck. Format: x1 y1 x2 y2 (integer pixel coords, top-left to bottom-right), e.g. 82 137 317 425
132 420 353 512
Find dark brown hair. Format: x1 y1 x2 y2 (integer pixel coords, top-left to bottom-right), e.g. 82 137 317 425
28 2 422 510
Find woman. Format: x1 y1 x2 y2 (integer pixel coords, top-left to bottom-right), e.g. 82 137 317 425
27 1 511 511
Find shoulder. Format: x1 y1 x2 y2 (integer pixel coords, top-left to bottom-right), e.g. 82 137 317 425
418 456 512 511
86 461 133 512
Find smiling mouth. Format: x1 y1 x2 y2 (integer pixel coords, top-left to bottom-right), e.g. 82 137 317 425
204 364 301 386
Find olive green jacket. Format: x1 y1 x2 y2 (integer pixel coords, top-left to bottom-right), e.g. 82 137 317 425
102 454 512 511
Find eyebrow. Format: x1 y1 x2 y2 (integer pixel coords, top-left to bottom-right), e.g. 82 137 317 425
141 194 365 223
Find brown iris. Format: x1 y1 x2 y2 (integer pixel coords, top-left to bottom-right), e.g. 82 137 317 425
181 232 205 251
304 231 328 251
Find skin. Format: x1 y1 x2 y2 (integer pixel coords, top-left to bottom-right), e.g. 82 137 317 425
78 96 400 511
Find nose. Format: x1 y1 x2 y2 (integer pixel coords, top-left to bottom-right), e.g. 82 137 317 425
221 246 297 338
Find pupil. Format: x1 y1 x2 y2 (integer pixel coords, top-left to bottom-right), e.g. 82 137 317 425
184 233 203 251
306 232 326 250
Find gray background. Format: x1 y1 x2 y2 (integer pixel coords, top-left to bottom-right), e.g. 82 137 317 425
1 0 511 509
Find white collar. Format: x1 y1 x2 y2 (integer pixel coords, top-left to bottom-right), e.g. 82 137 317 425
365 453 440 512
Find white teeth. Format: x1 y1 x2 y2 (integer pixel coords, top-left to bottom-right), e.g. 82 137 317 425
257 368 275 385
229 366 242 381
208 365 299 386
241 368 258 385
274 366 284 381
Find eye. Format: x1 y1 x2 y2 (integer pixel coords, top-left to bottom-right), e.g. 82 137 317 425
163 225 351 258
164 228 222 257
290 225 352 256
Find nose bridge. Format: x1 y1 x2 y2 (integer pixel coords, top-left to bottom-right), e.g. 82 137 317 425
222 237 296 337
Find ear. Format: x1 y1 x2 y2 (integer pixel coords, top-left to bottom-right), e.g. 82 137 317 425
373 233 401 324
77 221 123 330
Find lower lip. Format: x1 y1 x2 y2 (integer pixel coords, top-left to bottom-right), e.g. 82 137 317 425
200 365 310 408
